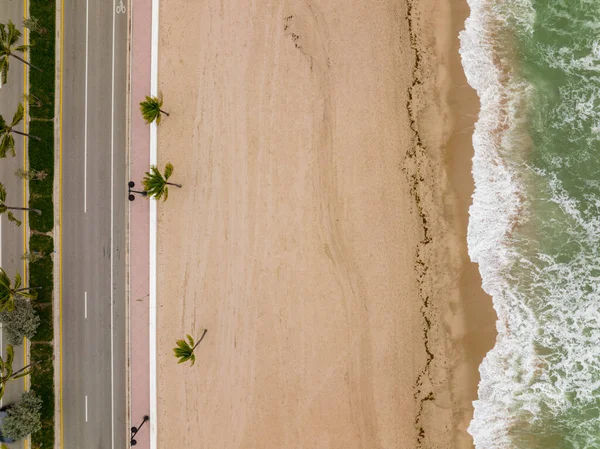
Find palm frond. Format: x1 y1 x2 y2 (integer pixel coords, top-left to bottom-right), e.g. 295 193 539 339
0 21 28 83
0 23 7 44
164 162 173 181
12 367 33 380
0 182 6 203
5 345 14 373
16 287 36 300
0 268 10 288
0 133 15 158
0 289 10 313
151 165 161 178
10 103 24 127
13 44 28 53
0 57 8 85
6 21 21 47
6 212 21 227
0 269 33 313
173 331 206 366
176 354 192 364
140 96 161 124
143 165 168 201
139 94 166 124
0 299 12 313
0 183 19 227
173 339 195 365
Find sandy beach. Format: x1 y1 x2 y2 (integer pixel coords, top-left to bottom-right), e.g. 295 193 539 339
155 1 496 448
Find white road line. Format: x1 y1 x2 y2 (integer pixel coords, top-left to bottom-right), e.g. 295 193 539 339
150 0 160 447
84 291 87 319
84 0 89 214
110 0 116 447
85 395 88 422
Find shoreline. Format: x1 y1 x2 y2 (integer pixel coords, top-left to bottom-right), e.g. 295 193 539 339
154 0 496 447
401 0 497 446
444 0 498 444
446 0 498 423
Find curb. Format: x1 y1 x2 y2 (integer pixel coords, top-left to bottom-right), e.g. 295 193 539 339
149 0 159 447
124 0 134 441
53 0 63 445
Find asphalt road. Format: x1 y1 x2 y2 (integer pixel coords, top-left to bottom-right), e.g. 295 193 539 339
61 0 127 447
0 2 31 448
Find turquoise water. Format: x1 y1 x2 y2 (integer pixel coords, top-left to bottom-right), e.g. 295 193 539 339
460 0 600 447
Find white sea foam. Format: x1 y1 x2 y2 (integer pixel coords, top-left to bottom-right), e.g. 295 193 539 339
461 0 600 447
459 0 538 447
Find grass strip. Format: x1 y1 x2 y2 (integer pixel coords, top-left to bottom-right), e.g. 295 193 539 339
29 235 53 305
28 0 56 120
30 343 54 449
28 120 53 233
27 1 56 447
30 305 52 342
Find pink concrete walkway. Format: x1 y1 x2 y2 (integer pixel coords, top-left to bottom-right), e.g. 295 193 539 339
129 0 153 447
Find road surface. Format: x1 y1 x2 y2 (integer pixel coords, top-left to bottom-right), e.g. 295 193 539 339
0 1 30 448
60 0 128 447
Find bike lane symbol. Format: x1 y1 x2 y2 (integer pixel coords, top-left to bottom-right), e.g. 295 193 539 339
116 0 126 14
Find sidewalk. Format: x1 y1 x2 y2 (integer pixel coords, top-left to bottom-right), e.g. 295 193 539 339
128 0 153 447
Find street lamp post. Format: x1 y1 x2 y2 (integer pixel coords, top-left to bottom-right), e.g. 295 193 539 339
130 415 149 446
128 181 148 201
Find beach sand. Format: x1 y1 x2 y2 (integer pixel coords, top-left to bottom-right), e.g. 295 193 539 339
155 1 496 448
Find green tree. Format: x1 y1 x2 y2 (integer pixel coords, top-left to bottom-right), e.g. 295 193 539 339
0 345 36 401
0 268 40 312
0 298 40 345
0 391 42 440
142 162 182 201
0 21 42 84
173 329 208 366
0 182 41 227
139 93 169 124
0 103 41 158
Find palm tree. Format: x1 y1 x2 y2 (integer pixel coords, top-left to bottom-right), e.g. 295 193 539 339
0 21 42 84
142 162 182 201
0 344 36 401
173 329 208 366
139 93 169 124
0 268 40 312
0 182 41 227
0 103 41 158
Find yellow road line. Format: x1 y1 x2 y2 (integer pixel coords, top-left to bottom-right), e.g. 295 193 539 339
59 0 65 445
23 1 29 448
23 0 28 283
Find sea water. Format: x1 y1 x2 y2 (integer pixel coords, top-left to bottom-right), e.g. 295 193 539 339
460 0 600 447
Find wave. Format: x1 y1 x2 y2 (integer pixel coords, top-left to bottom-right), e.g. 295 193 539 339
459 0 539 447
460 0 600 447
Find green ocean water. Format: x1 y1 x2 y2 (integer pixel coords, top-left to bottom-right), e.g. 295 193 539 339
460 0 600 447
